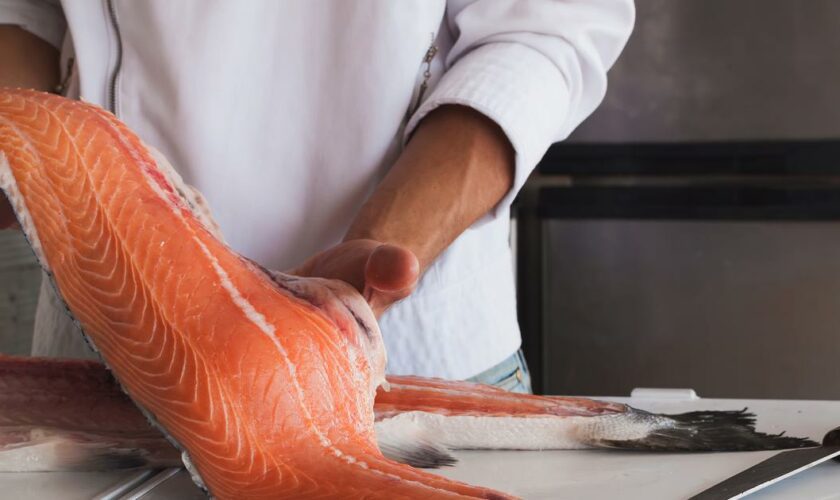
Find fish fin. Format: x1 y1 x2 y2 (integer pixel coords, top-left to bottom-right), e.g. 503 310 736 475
375 418 457 469
0 431 171 472
55 444 150 470
594 408 819 452
0 427 183 472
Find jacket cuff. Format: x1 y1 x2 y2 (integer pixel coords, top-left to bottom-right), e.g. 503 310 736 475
404 42 570 215
0 0 66 48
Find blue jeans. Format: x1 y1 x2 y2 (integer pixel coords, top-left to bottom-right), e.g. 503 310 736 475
467 349 532 394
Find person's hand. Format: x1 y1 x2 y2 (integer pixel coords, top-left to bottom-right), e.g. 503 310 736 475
289 239 420 318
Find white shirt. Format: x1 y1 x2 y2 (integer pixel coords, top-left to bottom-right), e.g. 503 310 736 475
2 0 634 379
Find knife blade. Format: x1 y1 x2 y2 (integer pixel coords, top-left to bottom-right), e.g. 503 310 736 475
689 427 840 500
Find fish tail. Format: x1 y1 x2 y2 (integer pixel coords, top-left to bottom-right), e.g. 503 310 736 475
374 377 817 454
589 407 819 452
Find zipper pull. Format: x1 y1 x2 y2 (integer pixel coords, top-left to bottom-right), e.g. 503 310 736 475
423 44 438 68
412 36 439 115
403 33 439 131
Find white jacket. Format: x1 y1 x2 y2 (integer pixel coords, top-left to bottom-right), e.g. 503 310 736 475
1 0 634 378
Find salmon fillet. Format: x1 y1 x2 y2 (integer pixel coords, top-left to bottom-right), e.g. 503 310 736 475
0 89 508 499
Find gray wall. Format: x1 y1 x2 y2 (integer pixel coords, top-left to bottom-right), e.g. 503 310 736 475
539 0 840 399
544 220 840 399
570 0 840 143
0 230 39 355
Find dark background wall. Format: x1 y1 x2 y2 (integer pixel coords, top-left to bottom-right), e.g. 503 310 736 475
569 0 840 143
543 220 840 400
531 0 840 399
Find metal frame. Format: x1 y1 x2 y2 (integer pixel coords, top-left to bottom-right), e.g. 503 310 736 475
516 139 840 394
540 140 840 176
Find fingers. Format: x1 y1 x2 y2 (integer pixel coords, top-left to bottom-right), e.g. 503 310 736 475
284 239 420 318
288 242 376 291
365 244 419 294
364 244 419 317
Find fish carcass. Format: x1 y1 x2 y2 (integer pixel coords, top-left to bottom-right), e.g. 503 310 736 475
0 89 815 498
0 353 816 475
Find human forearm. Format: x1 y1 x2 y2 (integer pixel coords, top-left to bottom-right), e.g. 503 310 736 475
0 25 59 228
345 105 514 271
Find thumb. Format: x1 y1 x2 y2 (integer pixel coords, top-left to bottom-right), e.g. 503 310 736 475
363 244 420 314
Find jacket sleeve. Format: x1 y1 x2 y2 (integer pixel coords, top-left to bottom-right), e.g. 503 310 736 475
405 0 635 214
0 0 66 48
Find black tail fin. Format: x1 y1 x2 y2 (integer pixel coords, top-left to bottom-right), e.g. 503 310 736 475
376 419 458 469
61 447 151 470
0 429 183 472
596 408 818 452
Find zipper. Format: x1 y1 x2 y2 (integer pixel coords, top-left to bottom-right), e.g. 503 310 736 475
106 0 123 115
405 34 438 121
